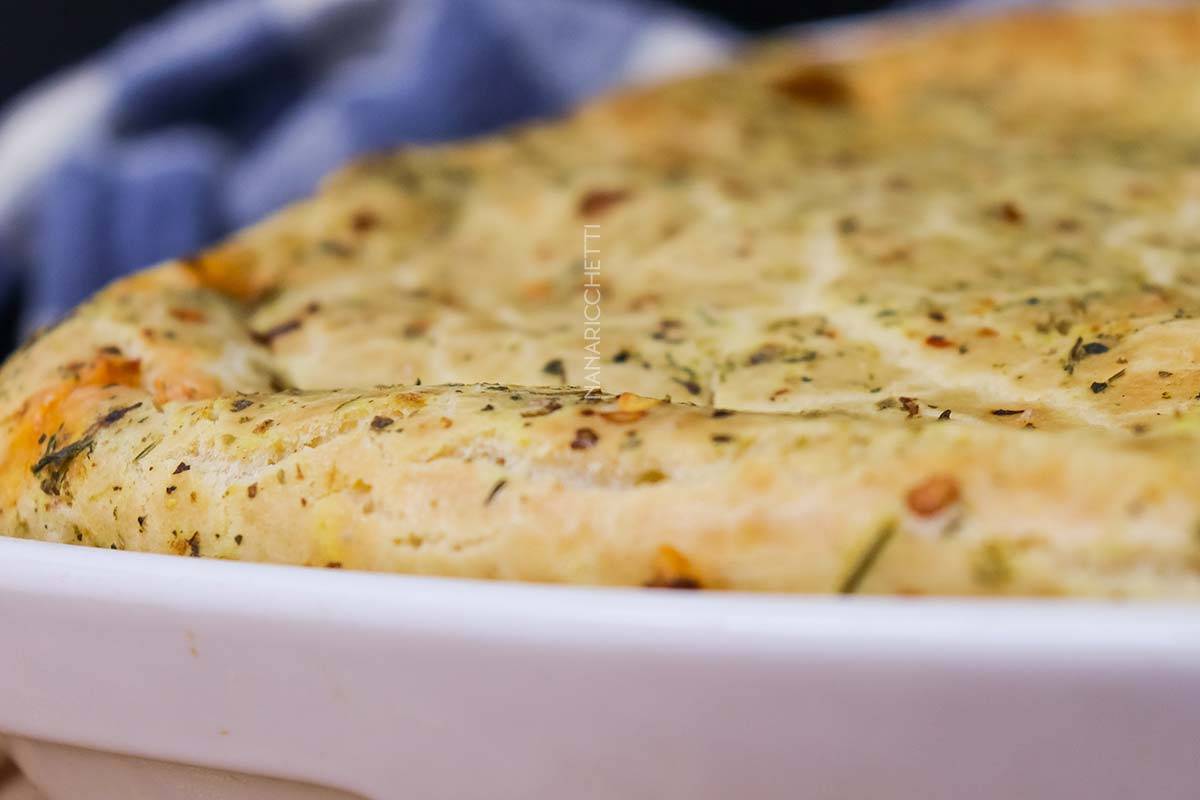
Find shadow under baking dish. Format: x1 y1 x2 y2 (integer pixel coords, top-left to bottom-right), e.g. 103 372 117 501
1 537 1198 800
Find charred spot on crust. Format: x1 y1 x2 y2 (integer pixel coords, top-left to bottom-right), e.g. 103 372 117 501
169 307 207 324
249 303 322 347
992 201 1025 224
772 66 854 108
97 403 141 428
570 428 599 450
578 189 631 217
542 359 566 383
403 319 430 339
646 545 703 589
350 209 380 233
250 318 303 346
650 318 685 343
521 400 563 418
645 575 702 590
266 371 293 392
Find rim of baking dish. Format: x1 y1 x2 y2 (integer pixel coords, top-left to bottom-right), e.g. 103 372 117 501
2 536 1198 664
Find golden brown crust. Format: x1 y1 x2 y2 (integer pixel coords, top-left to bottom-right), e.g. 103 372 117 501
5 5 1200 596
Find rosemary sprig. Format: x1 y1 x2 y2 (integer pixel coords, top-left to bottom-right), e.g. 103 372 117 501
839 521 897 594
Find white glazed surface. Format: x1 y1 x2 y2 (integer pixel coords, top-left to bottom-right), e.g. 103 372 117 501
1 537 1199 800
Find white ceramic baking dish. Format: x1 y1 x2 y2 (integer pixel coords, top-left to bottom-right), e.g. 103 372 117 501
1 536 1199 799
3 2 1195 797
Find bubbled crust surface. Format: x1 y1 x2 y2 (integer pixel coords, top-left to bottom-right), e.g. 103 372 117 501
5 5 1200 596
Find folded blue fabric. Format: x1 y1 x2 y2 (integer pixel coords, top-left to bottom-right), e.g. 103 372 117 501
0 0 736 335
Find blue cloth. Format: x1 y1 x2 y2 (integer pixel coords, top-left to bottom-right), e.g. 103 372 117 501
0 0 736 334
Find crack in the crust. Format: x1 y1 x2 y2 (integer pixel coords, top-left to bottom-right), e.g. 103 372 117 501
816 300 1122 431
754 226 1126 430
78 219 1151 442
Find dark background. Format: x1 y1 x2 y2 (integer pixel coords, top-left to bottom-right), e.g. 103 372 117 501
1 1 900 106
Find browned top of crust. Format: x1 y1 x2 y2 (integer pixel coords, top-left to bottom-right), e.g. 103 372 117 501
4 6 1200 596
